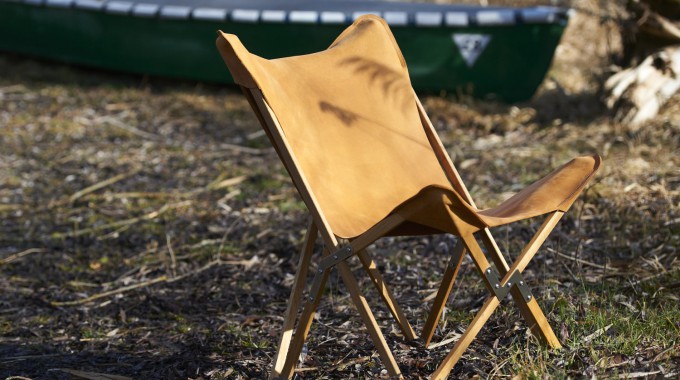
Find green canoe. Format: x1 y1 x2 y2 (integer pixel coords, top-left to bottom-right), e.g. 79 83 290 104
0 0 569 101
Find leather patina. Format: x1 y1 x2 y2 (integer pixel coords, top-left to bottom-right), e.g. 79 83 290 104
215 15 600 239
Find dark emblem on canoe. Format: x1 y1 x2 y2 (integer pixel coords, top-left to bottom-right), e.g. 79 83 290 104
452 34 491 68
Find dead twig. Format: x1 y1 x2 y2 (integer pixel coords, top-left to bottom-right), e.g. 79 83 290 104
51 368 133 380
220 142 270 155
81 191 185 200
428 333 463 350
94 115 161 141
0 248 47 265
207 175 247 191
166 260 223 283
583 324 613 343
617 371 661 379
296 355 372 373
631 265 680 285
52 257 257 306
549 247 611 270
167 257 260 284
51 276 168 307
69 168 141 203
52 201 189 239
166 233 177 277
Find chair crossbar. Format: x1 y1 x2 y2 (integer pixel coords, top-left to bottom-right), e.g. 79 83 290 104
429 211 565 379
422 240 466 347
272 220 414 379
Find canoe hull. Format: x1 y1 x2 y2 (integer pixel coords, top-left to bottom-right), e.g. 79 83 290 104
0 1 567 101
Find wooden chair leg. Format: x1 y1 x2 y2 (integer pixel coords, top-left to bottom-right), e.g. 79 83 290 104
356 248 417 341
480 212 564 348
430 296 501 380
273 243 403 379
337 261 403 378
276 267 330 379
270 221 318 378
428 234 502 379
422 240 465 347
510 291 561 349
430 217 565 378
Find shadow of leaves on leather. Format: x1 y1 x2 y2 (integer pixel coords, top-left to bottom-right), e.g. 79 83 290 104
340 56 413 110
317 100 430 149
319 101 360 126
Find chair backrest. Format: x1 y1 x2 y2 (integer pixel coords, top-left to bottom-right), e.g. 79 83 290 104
216 15 453 238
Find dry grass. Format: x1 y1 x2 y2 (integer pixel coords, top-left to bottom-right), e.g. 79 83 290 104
0 1 678 379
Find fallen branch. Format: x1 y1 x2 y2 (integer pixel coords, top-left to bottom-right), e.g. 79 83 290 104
548 247 612 271
69 168 141 203
81 191 184 200
0 248 47 265
51 276 168 306
331 355 371 372
207 175 247 191
583 323 613 343
51 257 257 306
220 142 270 155
51 368 132 380
629 261 679 285
617 371 661 379
94 115 161 141
428 333 463 350
52 201 189 239
167 257 260 283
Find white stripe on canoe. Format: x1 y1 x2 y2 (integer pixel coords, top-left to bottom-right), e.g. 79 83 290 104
289 10 318 23
105 1 133 14
45 0 72 8
18 0 560 28
231 9 259 23
521 8 556 23
193 7 227 21
159 5 190 19
260 10 286 23
445 12 468 27
320 11 345 24
415 11 442 27
74 0 104 10
132 3 159 17
476 10 515 25
383 11 407 26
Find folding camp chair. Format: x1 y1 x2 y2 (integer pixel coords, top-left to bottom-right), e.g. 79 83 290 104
215 15 601 379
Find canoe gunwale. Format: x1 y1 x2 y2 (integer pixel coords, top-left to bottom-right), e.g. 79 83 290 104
2 0 570 27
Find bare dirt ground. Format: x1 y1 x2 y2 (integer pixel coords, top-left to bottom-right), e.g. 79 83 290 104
1 0 678 379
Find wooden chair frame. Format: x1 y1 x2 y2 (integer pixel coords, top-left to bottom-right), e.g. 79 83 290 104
243 84 572 379
243 87 414 379
415 95 564 379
